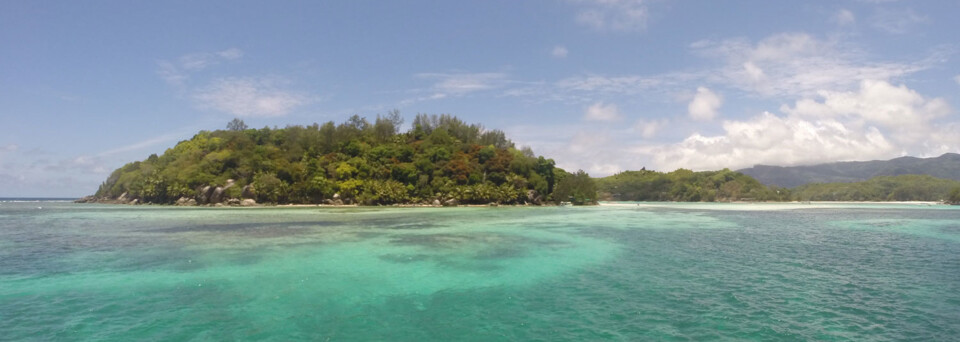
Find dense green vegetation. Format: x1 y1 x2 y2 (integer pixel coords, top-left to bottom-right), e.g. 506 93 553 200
949 187 960 205
94 114 598 205
553 170 598 205
791 175 960 202
596 169 785 202
598 169 960 203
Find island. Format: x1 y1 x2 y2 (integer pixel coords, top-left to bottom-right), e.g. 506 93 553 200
78 114 597 206
78 114 960 206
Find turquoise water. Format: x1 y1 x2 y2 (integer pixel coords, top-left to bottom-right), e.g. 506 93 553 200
2 202 959 340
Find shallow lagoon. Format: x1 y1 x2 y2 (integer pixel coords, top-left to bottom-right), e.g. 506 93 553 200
2 202 959 340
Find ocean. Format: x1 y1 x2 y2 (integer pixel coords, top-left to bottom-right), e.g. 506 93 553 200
1 201 958 340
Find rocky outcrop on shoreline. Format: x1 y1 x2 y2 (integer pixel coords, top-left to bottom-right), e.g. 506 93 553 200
75 179 259 207
76 180 555 207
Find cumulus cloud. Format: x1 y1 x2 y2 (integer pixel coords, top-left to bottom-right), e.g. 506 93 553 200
782 80 950 143
584 102 622 122
194 77 308 117
690 33 929 97
645 112 895 171
688 87 722 121
552 45 569 58
505 32 936 107
643 80 954 171
955 74 960 85
573 0 649 32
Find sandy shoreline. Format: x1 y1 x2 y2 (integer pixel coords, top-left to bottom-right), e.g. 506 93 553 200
600 201 949 211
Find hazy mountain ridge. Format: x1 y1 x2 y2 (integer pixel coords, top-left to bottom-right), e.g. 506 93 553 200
738 153 960 187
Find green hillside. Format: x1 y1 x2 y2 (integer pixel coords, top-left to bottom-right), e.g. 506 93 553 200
791 174 960 202
596 169 784 202
86 114 597 205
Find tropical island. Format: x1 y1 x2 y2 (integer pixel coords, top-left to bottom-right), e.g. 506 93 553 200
79 114 597 206
79 114 960 206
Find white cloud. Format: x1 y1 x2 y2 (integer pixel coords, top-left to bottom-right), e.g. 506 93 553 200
416 72 509 95
954 74 960 85
833 9 856 26
217 48 244 60
400 72 510 106
398 93 448 106
540 72 698 102
688 87 722 121
194 77 308 117
504 33 936 107
742 61 765 82
157 48 244 85
552 45 569 58
563 130 627 175
157 61 188 86
783 80 950 143
871 8 927 34
632 119 666 139
556 74 650 93
584 102 622 122
645 112 895 171
691 33 929 97
573 0 649 32
643 80 954 171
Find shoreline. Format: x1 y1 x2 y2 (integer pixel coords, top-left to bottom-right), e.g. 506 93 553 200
600 200 944 205
601 201 950 211
54 200 955 210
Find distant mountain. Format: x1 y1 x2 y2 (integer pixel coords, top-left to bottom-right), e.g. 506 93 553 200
738 153 960 188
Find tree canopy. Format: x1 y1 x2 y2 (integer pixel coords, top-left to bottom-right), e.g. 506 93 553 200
94 113 592 205
596 168 783 202
791 175 960 202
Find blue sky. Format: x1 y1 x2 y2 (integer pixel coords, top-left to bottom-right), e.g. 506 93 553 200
2 0 959 197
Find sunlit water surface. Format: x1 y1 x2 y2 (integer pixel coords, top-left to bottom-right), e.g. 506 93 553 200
2 201 959 340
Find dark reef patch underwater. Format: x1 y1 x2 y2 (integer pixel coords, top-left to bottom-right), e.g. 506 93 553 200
2 202 959 340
